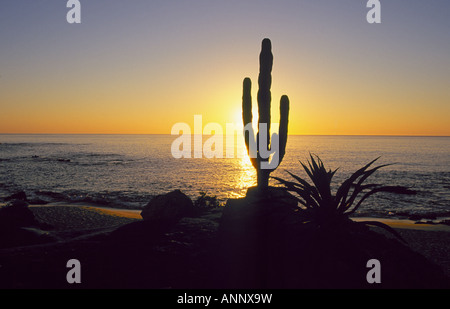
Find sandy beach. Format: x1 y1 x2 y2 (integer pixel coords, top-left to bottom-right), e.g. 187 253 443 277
29 203 142 230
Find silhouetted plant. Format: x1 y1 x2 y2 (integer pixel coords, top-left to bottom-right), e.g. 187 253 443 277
242 38 289 190
194 191 221 208
273 155 414 243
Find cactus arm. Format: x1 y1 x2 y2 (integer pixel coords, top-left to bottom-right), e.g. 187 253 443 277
242 77 258 169
278 95 289 164
242 78 253 128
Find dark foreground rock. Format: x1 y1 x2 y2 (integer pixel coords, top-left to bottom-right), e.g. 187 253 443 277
0 200 56 249
0 190 222 288
141 190 196 224
0 200 37 229
4 191 27 202
218 186 450 289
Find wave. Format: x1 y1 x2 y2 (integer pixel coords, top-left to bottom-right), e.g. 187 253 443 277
0 142 70 147
3 153 134 166
29 190 151 210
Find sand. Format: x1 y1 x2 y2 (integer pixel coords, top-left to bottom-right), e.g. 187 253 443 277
29 203 141 231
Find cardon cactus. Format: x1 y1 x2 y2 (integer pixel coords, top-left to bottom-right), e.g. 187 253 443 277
243 38 290 190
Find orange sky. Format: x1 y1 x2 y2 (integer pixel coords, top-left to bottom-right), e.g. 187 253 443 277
1 1 449 136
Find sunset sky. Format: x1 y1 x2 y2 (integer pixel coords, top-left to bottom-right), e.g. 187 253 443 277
1 1 449 135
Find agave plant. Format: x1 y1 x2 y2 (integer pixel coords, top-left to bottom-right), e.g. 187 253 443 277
272 154 414 243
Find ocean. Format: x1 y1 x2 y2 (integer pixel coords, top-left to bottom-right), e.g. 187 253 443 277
0 134 449 220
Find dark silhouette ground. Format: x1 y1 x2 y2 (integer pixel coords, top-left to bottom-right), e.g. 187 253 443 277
0 190 449 289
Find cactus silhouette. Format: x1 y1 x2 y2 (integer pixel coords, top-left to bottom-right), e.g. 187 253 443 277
242 38 290 190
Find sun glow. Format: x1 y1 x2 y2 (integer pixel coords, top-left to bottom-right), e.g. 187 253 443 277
227 153 256 199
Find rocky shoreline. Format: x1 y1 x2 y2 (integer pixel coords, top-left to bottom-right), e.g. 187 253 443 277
0 189 449 289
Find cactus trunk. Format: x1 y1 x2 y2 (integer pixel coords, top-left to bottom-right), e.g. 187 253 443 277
257 38 273 166
257 169 270 189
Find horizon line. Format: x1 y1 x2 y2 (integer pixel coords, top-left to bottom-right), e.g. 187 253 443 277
0 133 449 138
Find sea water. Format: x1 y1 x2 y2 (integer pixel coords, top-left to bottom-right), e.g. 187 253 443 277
0 134 449 219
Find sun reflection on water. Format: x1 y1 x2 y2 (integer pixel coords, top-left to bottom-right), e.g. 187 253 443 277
227 148 256 199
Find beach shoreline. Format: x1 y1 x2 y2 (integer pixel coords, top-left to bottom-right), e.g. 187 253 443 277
28 204 450 277
352 217 450 232
0 202 449 288
26 202 450 231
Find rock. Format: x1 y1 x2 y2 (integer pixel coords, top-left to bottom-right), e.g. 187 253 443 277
0 200 38 229
244 186 298 207
439 219 450 226
7 199 29 207
409 213 437 221
221 186 298 231
218 186 450 289
4 191 27 202
0 227 57 249
35 191 67 201
27 198 49 205
0 201 56 248
218 186 300 288
140 190 195 224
